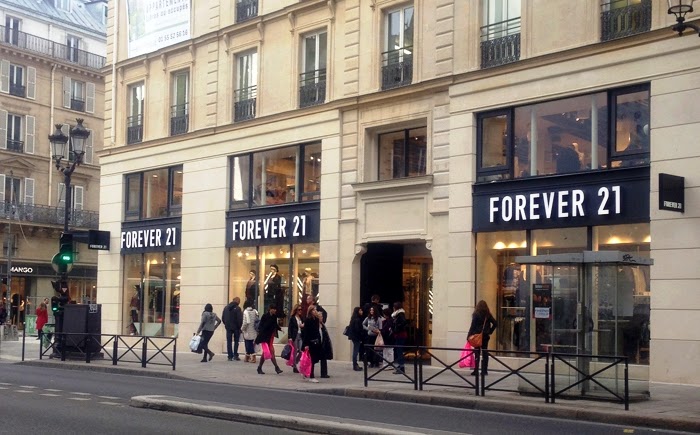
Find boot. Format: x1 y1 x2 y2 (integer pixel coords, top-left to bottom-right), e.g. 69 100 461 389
249 355 256 364
244 354 250 363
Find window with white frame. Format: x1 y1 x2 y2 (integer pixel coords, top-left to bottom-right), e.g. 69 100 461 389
63 77 94 113
127 82 145 144
382 5 414 90
66 34 81 63
55 0 71 12
170 70 189 135
1 60 34 99
480 0 521 68
234 50 258 122
0 111 34 154
4 16 21 45
300 31 327 108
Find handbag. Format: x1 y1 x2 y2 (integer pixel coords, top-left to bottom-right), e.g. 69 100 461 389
281 342 292 360
459 341 475 369
467 317 488 348
189 334 201 353
343 325 351 339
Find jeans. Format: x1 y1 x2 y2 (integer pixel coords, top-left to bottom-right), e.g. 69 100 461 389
474 336 491 372
233 330 241 358
393 336 406 370
199 330 214 359
352 339 361 367
226 329 234 359
244 339 255 354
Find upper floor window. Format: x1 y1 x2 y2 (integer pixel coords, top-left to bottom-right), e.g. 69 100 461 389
382 5 414 90
66 35 81 63
55 0 71 12
234 50 257 122
63 77 94 113
171 70 189 136
4 16 21 45
229 142 321 209
601 0 652 42
0 175 33 206
0 61 34 99
127 82 145 144
236 0 259 23
476 85 650 182
480 0 521 68
300 31 327 108
378 127 427 180
0 111 35 154
124 166 183 221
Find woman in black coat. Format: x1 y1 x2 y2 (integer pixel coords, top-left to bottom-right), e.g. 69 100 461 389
349 307 365 371
468 300 497 376
301 305 326 382
255 304 283 375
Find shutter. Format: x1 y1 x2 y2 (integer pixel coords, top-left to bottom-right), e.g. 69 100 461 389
63 76 71 108
0 174 5 203
84 129 93 164
24 178 34 205
0 59 9 94
73 185 84 210
0 109 7 150
58 182 66 208
27 67 36 99
86 81 95 113
25 115 35 154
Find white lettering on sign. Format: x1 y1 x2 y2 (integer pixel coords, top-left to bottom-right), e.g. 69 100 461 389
663 200 683 210
10 266 33 273
120 227 178 249
230 215 311 242
488 186 621 223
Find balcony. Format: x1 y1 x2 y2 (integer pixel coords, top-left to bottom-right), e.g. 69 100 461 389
480 18 521 69
601 0 652 42
9 82 26 98
71 97 86 112
299 69 326 108
0 25 106 71
6 139 24 153
236 0 259 23
127 114 144 145
170 103 189 136
234 85 257 122
0 202 99 229
381 47 413 90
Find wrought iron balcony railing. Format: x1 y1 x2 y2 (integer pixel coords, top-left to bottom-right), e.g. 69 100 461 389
0 202 99 229
234 85 257 122
9 83 26 98
127 114 144 144
480 17 521 69
601 0 652 42
0 25 106 71
236 0 259 23
381 46 413 90
71 97 86 112
299 69 326 108
170 103 189 136
5 139 24 153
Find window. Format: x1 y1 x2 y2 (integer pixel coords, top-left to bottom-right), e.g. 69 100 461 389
601 0 651 42
0 175 33 221
229 143 321 209
170 71 189 136
1 60 34 99
63 77 94 112
71 80 85 112
55 0 71 12
378 127 427 180
103 4 109 25
300 31 327 108
4 16 21 46
0 111 34 154
8 64 24 98
58 183 83 211
66 35 81 63
234 51 257 122
236 0 258 23
480 0 521 68
476 85 649 182
6 114 23 153
127 82 145 144
382 6 414 90
124 166 183 221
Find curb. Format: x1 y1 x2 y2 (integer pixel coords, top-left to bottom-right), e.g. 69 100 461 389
18 360 189 381
130 395 432 435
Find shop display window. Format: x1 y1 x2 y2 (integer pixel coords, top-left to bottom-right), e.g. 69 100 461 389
378 127 427 180
124 165 183 221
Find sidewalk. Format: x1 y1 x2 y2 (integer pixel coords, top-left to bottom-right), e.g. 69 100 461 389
3 337 700 433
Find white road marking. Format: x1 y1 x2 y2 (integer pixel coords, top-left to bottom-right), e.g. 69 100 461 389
0 383 12 386
15 390 33 393
44 389 62 392
98 395 120 400
19 385 37 389
99 402 121 406
68 397 91 401
40 394 61 397
0 387 9 390
70 392 91 396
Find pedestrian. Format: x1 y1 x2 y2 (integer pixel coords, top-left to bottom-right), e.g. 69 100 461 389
349 306 364 371
222 297 243 361
363 294 382 320
306 294 327 324
391 302 409 374
196 303 222 363
241 300 259 363
468 300 497 376
36 302 49 340
380 307 394 367
288 303 304 373
362 306 383 367
301 305 326 382
255 304 283 375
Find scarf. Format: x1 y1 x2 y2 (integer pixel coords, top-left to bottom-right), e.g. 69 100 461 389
391 308 405 319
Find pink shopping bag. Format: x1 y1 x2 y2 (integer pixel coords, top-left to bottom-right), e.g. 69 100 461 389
458 341 475 369
299 349 312 378
261 342 272 360
286 341 296 367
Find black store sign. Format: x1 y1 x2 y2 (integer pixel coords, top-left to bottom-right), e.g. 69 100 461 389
473 168 650 232
120 219 181 254
226 204 320 248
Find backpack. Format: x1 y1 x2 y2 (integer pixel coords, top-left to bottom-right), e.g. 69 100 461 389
253 311 260 332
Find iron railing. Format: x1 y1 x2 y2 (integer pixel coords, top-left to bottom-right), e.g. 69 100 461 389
71 97 85 112
9 83 25 98
480 17 521 69
234 85 257 122
5 139 24 153
236 0 259 23
0 202 99 229
127 114 144 144
381 46 413 90
299 69 326 108
0 25 106 71
601 0 652 41
170 103 189 136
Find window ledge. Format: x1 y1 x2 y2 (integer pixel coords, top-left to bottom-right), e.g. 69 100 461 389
352 175 433 194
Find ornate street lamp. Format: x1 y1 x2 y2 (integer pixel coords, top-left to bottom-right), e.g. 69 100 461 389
668 0 700 36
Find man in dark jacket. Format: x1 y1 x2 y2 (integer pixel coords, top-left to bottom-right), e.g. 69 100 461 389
222 297 243 361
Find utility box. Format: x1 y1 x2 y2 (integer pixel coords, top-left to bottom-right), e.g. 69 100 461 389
62 304 102 353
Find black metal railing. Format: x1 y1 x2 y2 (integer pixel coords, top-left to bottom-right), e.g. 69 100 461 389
0 25 106 71
381 47 413 90
601 0 652 41
0 202 99 229
236 0 259 23
71 97 86 112
127 114 144 144
39 331 177 371
480 17 521 69
363 345 631 409
234 85 257 122
170 103 189 136
6 139 24 153
299 69 327 108
9 82 26 98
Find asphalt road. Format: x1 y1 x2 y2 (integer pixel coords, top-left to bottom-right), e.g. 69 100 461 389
0 363 692 435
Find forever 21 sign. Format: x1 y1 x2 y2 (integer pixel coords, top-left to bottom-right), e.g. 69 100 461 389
120 221 181 254
226 206 320 248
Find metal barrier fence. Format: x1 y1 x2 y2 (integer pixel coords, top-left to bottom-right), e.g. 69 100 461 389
363 344 629 410
38 331 177 370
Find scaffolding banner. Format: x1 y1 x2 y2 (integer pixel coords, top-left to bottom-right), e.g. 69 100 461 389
126 0 191 58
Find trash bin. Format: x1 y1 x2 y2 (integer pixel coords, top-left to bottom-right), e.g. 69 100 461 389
24 314 37 336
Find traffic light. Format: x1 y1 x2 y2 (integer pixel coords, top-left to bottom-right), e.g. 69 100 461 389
51 296 60 313
52 233 74 273
50 280 70 314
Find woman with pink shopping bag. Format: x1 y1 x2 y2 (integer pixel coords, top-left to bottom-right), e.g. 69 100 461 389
458 341 475 369
254 304 283 375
